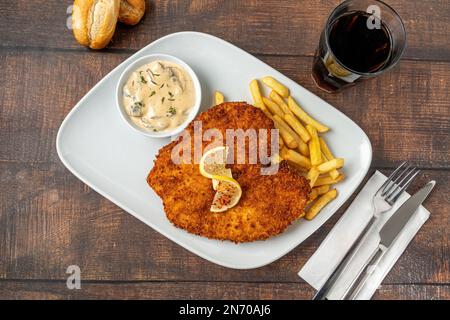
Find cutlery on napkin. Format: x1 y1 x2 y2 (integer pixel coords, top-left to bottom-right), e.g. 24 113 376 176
298 171 432 300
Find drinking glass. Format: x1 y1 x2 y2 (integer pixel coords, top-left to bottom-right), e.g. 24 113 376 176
312 0 406 92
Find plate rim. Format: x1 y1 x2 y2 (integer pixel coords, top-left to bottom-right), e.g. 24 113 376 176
56 31 373 269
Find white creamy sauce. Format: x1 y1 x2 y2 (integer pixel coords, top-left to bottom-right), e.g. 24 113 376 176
122 60 195 132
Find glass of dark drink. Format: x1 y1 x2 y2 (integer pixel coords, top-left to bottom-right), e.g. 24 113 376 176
312 0 406 93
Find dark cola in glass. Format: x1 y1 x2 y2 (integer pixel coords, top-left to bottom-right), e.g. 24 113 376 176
312 0 406 93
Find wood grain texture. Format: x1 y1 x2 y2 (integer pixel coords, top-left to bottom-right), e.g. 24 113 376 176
0 165 448 284
0 280 448 300
0 52 448 167
0 0 448 300
0 1 449 61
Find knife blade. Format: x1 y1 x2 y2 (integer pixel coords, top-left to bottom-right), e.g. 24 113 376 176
379 180 435 247
344 180 435 299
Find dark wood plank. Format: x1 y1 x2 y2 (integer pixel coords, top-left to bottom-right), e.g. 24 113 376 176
0 163 448 284
0 52 449 167
0 1 449 61
0 280 447 300
0 0 449 300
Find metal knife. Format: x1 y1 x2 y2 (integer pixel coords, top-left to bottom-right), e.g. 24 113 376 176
343 180 436 299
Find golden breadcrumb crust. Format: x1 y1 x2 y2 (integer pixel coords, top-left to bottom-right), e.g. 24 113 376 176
147 102 310 243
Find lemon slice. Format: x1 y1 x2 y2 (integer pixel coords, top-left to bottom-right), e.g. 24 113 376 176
210 175 242 212
212 168 232 190
199 146 230 179
327 61 351 77
325 55 351 77
200 146 242 211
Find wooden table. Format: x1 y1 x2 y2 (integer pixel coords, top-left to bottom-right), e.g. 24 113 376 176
0 0 448 300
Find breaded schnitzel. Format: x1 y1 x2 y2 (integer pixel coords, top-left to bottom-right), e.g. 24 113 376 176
147 102 310 243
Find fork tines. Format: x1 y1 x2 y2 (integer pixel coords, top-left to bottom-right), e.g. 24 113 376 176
381 162 420 205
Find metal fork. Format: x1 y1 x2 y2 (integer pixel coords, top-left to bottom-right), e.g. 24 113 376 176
313 162 420 300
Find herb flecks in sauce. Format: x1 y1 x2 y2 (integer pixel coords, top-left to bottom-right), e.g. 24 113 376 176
130 101 144 116
122 60 195 132
167 106 177 117
147 69 160 77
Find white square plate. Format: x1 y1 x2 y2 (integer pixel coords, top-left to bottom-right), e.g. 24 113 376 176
57 32 372 269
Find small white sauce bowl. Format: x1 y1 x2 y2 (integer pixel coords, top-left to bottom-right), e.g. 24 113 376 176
116 53 202 138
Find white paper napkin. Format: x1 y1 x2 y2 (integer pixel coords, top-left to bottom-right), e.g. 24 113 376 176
298 171 431 300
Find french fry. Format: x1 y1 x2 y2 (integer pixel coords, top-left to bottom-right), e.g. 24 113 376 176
306 189 337 220
329 169 340 180
319 137 340 179
314 174 345 187
284 149 311 169
308 192 318 204
262 76 290 97
322 152 340 179
214 91 224 104
273 115 309 156
288 96 329 133
269 90 294 116
247 80 273 119
280 129 298 149
306 125 322 166
317 158 344 174
274 122 298 149
308 184 330 204
278 133 285 148
279 146 289 159
319 137 334 160
271 153 283 165
307 166 320 188
249 79 264 109
298 143 310 157
314 184 330 196
254 96 273 119
263 97 285 118
286 160 308 175
252 78 343 216
284 113 311 143
260 104 274 119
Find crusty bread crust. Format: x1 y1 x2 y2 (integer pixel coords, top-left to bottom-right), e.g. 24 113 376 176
119 0 146 25
72 0 120 50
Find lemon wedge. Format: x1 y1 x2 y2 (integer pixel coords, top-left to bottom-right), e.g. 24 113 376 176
199 146 242 211
199 146 230 179
199 146 233 189
210 175 242 212
325 55 351 77
212 168 232 190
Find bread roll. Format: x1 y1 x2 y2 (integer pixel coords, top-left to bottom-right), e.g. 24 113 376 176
119 0 146 25
72 0 120 50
